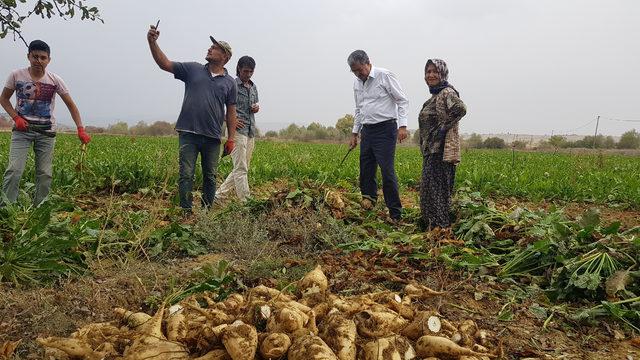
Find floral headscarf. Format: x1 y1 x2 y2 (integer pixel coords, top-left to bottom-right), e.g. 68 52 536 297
426 58 458 96
426 58 449 81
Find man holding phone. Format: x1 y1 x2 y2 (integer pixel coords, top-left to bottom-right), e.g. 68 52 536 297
147 23 237 212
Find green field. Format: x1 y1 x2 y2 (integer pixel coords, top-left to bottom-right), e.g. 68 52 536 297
2 132 640 357
1 133 639 207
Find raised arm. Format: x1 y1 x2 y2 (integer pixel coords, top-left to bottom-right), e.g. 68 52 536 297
147 25 173 73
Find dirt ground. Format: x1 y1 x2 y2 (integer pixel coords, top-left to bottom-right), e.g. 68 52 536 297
403 188 640 230
1 189 640 359
0 254 221 357
320 249 640 360
2 250 639 359
493 196 640 230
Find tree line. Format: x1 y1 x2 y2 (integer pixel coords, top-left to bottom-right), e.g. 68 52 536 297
459 131 640 150
2 113 639 149
0 116 177 136
538 131 640 150
262 114 354 141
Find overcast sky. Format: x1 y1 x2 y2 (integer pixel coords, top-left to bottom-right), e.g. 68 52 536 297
1 0 639 135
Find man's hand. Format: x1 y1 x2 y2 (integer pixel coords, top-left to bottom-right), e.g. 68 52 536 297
349 133 358 150
12 115 28 131
397 127 408 143
251 103 260 113
222 139 235 157
147 25 160 42
147 25 172 73
77 126 91 144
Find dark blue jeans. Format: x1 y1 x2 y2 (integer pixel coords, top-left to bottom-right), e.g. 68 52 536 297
178 132 221 210
359 120 402 219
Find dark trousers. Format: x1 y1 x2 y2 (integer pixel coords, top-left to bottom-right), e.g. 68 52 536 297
359 120 402 219
420 153 456 229
178 132 221 210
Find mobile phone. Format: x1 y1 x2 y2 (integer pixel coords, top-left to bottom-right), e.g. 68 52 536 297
155 20 160 29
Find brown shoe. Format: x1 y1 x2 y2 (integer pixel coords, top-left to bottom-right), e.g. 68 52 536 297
361 198 374 210
388 217 407 226
180 210 196 225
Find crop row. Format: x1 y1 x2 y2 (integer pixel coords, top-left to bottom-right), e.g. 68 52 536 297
0 133 638 207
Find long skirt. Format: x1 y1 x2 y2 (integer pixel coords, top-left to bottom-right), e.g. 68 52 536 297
420 152 456 229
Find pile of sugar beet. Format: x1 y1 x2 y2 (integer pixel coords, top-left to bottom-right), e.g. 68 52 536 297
37 266 499 359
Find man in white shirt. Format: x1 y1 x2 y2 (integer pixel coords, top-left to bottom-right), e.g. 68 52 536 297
348 50 409 222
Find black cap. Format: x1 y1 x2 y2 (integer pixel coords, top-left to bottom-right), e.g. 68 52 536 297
28 40 50 55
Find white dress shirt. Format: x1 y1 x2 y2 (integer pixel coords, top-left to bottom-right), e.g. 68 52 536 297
352 66 409 133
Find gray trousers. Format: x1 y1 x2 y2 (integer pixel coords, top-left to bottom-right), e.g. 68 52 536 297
2 130 56 206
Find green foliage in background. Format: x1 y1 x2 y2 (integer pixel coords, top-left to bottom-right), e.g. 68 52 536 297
1 133 638 207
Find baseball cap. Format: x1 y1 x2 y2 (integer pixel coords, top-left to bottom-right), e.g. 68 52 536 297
28 40 50 55
209 36 232 58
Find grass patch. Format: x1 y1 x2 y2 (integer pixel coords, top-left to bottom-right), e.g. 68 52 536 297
245 255 315 290
193 197 349 287
0 197 92 284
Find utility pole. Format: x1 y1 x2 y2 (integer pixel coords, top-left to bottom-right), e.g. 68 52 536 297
592 115 600 148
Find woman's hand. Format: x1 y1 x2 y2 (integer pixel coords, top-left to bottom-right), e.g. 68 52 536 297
438 127 448 141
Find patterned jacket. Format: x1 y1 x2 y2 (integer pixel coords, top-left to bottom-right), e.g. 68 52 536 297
418 87 467 163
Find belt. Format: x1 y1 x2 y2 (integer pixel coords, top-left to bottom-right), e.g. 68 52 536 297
362 119 397 128
13 126 56 138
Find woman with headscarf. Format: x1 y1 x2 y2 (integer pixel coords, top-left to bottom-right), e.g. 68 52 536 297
418 59 467 229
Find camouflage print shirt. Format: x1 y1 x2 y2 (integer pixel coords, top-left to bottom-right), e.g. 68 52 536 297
418 87 467 163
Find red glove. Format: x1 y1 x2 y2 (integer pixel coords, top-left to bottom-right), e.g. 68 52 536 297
222 139 235 157
77 126 91 144
12 115 28 131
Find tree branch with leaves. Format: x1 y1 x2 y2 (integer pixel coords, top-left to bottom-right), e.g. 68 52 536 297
1 0 103 47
